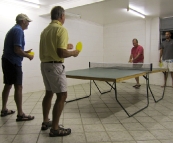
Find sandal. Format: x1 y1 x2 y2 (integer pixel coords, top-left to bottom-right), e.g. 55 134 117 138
1 109 15 117
49 127 71 137
41 121 52 130
133 85 141 88
41 121 71 132
16 113 34 122
59 124 71 132
135 85 141 88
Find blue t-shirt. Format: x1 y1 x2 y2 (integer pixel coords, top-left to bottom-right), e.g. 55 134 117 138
2 24 25 66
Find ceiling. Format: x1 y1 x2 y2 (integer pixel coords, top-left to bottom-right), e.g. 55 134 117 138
39 0 65 5
38 0 173 25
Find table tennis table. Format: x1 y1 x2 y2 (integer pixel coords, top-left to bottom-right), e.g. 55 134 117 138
66 62 167 117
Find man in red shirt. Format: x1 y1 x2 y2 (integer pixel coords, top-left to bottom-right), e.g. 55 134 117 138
128 39 144 88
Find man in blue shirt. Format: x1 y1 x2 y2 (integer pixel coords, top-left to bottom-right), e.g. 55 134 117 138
1 14 34 121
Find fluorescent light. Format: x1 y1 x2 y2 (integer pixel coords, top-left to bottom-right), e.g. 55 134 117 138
161 16 173 19
127 7 145 18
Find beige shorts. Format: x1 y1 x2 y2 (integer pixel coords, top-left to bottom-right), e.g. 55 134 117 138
41 63 67 93
162 59 173 72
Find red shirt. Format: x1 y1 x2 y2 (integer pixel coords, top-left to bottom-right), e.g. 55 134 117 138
131 45 144 63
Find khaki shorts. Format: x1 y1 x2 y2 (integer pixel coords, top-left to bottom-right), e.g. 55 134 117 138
41 63 67 93
162 59 173 72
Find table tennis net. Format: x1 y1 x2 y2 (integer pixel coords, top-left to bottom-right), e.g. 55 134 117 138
89 62 152 71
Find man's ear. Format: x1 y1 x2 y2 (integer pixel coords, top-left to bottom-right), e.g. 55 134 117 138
23 20 26 24
60 14 63 19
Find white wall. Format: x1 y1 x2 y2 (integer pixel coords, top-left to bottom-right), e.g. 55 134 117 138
103 19 146 63
0 1 170 95
103 17 170 86
0 2 104 94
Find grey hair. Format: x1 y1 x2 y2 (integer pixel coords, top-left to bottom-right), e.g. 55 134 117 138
51 6 65 20
16 20 23 24
132 38 138 43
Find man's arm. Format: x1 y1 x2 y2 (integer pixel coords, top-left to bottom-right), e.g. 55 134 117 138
25 49 32 53
159 49 163 63
67 44 73 50
128 54 133 63
57 48 79 58
14 46 33 60
133 53 141 61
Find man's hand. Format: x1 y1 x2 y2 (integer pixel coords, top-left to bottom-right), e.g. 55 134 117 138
129 59 133 63
67 44 73 50
14 46 33 60
57 48 79 58
25 49 34 60
159 49 163 63
27 54 34 60
25 49 32 53
73 50 79 57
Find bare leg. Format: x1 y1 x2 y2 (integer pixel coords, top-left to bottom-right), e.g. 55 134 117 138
1 84 12 111
162 72 168 87
14 84 23 115
42 90 53 122
52 92 67 130
171 72 173 87
135 77 140 85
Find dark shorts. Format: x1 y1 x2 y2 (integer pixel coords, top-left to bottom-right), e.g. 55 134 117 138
1 58 23 85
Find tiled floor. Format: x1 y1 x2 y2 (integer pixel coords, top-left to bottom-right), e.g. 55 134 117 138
0 81 173 143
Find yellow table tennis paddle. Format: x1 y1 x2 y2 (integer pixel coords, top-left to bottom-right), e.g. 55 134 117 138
76 42 82 52
159 62 163 67
28 51 34 56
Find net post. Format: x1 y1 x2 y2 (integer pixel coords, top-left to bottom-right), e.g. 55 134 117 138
89 62 90 68
150 63 153 71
